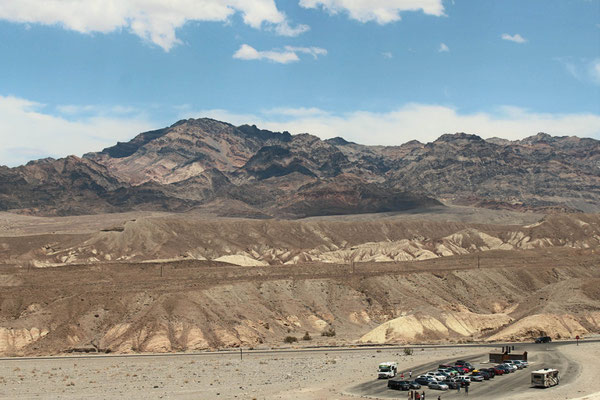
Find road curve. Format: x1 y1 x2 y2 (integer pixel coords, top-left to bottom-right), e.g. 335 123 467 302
346 342 582 400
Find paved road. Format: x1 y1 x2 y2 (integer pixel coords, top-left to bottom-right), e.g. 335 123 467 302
347 342 581 400
0 339 596 363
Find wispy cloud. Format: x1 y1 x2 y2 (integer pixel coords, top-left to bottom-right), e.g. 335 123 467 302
233 44 327 64
299 0 445 24
589 59 600 85
501 33 527 43
284 46 328 59
556 57 600 86
382 51 393 59
438 43 450 52
274 20 310 36
0 0 308 51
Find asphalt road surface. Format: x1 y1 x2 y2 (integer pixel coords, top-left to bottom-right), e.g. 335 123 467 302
347 342 580 400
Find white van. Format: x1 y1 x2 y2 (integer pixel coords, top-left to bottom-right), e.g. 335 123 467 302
377 362 398 379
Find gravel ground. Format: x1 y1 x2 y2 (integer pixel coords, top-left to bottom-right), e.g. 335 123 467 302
0 343 598 399
0 346 482 399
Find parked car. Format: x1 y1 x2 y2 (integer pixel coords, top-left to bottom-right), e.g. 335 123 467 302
535 336 552 343
388 380 411 391
425 372 446 381
438 368 457 377
456 366 470 374
471 371 489 380
415 376 435 385
408 381 422 390
512 360 528 368
442 379 461 389
456 360 475 370
495 365 512 374
428 382 449 390
506 361 524 370
491 366 505 375
502 363 518 372
456 375 472 383
469 374 485 382
481 368 496 378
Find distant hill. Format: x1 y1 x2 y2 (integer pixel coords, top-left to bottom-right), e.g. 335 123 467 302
1 118 598 217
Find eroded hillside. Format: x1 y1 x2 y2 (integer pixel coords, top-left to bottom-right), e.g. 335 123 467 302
0 212 599 356
0 249 598 356
1 213 599 267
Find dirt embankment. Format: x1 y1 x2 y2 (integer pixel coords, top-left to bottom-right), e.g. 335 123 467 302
1 212 598 268
0 247 599 356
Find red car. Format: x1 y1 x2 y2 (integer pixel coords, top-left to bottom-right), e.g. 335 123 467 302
491 367 505 375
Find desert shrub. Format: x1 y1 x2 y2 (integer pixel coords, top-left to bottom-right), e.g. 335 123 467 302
321 327 336 337
403 348 413 356
283 336 298 344
302 332 312 341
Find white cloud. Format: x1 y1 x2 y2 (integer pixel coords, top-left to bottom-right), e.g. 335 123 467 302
233 44 299 63
438 43 449 52
501 33 527 43
299 0 445 24
4 96 599 167
0 95 154 167
0 0 307 51
233 44 327 63
382 51 393 59
194 104 600 145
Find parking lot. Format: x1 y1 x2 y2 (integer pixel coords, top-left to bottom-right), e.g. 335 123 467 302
348 342 579 399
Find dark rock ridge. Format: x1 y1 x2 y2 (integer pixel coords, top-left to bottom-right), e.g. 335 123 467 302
1 118 598 217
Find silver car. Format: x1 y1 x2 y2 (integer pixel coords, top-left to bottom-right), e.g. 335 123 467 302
428 382 449 390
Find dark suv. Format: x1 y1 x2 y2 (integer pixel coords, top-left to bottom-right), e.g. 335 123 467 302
388 380 411 390
535 336 552 343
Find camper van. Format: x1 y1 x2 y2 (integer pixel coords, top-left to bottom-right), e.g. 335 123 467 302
377 362 398 379
531 368 559 388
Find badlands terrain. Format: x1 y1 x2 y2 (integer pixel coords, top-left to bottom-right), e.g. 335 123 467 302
0 207 599 356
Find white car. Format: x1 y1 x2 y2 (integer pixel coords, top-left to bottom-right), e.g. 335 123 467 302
425 372 446 381
512 360 528 368
502 363 518 372
469 374 484 382
506 361 524 370
456 375 472 383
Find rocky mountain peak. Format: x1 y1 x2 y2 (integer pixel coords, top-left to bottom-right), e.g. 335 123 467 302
434 132 485 144
520 132 554 144
2 119 599 216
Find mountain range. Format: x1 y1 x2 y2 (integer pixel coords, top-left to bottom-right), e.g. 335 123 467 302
1 118 599 217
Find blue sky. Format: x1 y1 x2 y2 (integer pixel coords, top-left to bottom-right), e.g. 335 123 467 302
0 0 599 166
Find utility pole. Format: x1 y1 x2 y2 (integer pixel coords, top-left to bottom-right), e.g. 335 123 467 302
477 254 480 269
240 347 243 360
160 264 163 277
